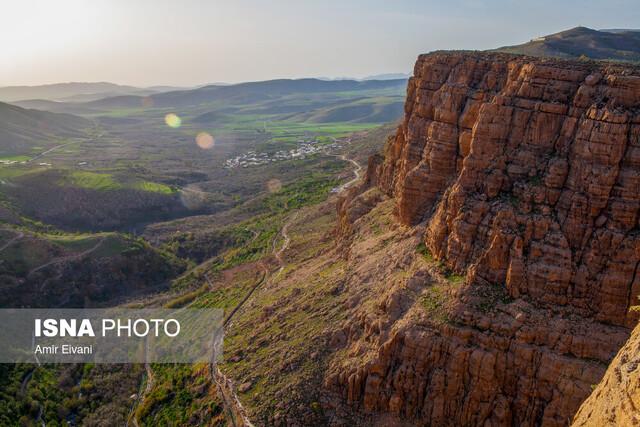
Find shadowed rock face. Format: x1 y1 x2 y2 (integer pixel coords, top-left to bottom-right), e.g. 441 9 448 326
329 52 640 426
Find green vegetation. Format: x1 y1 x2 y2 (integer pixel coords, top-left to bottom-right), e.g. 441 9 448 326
169 171 340 279
134 180 176 194
135 364 222 426
445 272 465 284
164 283 209 308
66 170 121 190
0 363 143 426
416 242 434 262
0 155 30 162
421 285 448 320
62 171 175 194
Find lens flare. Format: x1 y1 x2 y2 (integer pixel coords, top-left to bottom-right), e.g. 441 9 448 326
164 113 182 128
141 96 154 108
267 179 282 193
196 132 215 149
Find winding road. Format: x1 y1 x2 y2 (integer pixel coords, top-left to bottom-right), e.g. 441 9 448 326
211 211 299 426
26 130 105 164
335 154 362 193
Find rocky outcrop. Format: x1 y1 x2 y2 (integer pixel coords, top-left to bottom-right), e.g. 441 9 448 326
375 52 640 326
572 323 640 426
330 52 640 426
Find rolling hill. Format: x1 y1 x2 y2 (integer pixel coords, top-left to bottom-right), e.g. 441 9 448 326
0 82 163 103
0 102 91 156
83 77 408 109
495 26 640 62
10 78 408 124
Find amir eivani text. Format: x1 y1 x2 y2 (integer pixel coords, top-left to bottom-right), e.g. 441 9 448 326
34 344 93 355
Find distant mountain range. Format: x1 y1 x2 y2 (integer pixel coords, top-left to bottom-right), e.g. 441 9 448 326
495 26 640 62
318 73 410 81
0 82 189 103
361 73 410 80
11 78 408 113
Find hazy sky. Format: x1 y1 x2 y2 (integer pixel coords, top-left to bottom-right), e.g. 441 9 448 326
2 0 640 87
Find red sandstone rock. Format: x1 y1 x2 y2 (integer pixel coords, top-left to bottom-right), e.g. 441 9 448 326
374 51 640 327
329 52 640 426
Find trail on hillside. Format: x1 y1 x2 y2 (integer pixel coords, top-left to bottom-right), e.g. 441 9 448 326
29 237 105 277
335 154 362 192
211 146 362 425
0 230 24 253
227 211 298 327
211 210 299 426
26 130 105 164
20 368 35 395
325 138 363 193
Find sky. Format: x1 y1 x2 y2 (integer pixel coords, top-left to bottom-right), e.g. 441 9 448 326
2 0 640 87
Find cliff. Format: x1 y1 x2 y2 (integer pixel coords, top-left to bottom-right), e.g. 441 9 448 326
328 52 640 426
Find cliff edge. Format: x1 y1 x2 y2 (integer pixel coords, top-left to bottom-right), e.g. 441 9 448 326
328 51 640 426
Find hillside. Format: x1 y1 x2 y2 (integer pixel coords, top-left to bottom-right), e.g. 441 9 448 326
0 102 91 156
0 82 162 102
495 26 640 62
0 225 186 307
9 78 407 126
84 78 408 109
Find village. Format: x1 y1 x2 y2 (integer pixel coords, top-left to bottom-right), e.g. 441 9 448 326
224 137 341 169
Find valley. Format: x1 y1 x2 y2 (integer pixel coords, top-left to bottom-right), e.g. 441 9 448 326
0 76 401 425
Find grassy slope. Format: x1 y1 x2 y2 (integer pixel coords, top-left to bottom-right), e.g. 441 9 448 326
0 101 91 157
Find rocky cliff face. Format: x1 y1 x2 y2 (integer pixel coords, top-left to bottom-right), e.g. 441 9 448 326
328 52 640 426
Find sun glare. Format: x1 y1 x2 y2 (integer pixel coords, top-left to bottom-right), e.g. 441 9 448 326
196 132 215 149
164 113 182 128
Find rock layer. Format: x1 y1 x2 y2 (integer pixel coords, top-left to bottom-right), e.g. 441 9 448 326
328 52 640 426
376 52 640 326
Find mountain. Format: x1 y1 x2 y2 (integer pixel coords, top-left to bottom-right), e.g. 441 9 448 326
0 82 160 103
362 72 410 80
324 51 640 425
7 78 408 126
495 26 640 62
9 99 101 115
83 78 408 109
0 101 90 156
